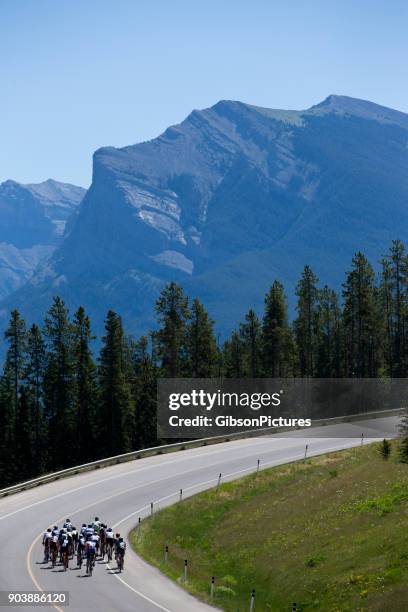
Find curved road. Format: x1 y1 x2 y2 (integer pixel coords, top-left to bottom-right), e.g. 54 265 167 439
0 416 399 611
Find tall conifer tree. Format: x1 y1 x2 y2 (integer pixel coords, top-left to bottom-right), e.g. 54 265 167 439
262 281 294 376
188 298 218 377
294 266 319 376
98 311 134 456
154 282 190 377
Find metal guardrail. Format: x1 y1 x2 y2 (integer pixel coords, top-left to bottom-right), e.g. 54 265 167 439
0 407 401 499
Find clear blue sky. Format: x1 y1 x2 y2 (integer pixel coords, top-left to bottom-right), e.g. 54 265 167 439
1 0 407 187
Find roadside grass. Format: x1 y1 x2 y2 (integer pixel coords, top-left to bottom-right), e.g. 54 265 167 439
130 441 408 611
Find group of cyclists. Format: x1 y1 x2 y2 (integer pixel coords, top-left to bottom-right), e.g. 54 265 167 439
42 517 127 576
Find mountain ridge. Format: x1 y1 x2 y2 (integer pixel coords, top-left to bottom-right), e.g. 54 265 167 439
2 95 408 339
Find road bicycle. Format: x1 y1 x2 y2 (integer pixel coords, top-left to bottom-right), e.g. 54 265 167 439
51 548 57 568
86 554 95 576
62 550 69 571
117 553 124 573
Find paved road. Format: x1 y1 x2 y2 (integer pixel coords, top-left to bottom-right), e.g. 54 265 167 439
0 416 399 611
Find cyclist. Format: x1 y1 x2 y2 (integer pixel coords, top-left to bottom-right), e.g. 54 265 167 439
49 532 59 568
80 523 87 538
105 527 114 561
99 524 106 558
91 530 100 556
71 526 78 552
42 528 52 563
58 528 67 562
66 528 74 557
92 516 101 532
60 532 70 571
77 534 86 568
113 533 120 560
115 537 126 572
85 536 96 575
85 524 94 539
63 518 72 529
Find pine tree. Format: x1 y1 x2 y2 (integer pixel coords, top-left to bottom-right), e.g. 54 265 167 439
380 241 408 376
380 257 394 375
72 306 98 463
98 310 134 456
240 309 262 377
154 282 190 377
15 386 33 480
379 438 391 460
4 310 26 415
1 310 27 482
43 297 75 469
223 331 243 377
262 281 294 377
187 298 218 377
315 286 343 377
0 375 14 486
25 324 46 475
133 336 157 448
294 266 319 376
342 252 382 377
400 438 408 463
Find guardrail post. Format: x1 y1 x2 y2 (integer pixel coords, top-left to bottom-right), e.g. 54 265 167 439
180 488 183 501
249 589 255 611
150 502 154 516
138 517 141 537
184 559 188 582
292 604 297 611
210 576 215 599
304 444 308 460
256 459 260 474
216 473 222 493
361 432 364 445
164 545 168 563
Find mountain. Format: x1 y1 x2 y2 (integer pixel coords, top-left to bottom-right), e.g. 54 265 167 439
0 179 85 299
2 95 408 339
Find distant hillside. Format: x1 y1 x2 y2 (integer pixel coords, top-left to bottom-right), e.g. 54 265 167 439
2 95 408 337
0 179 85 299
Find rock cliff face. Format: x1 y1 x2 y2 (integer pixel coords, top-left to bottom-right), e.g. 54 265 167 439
3 96 408 337
0 179 85 299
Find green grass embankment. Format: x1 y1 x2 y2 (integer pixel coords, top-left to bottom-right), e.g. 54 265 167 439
131 441 408 611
